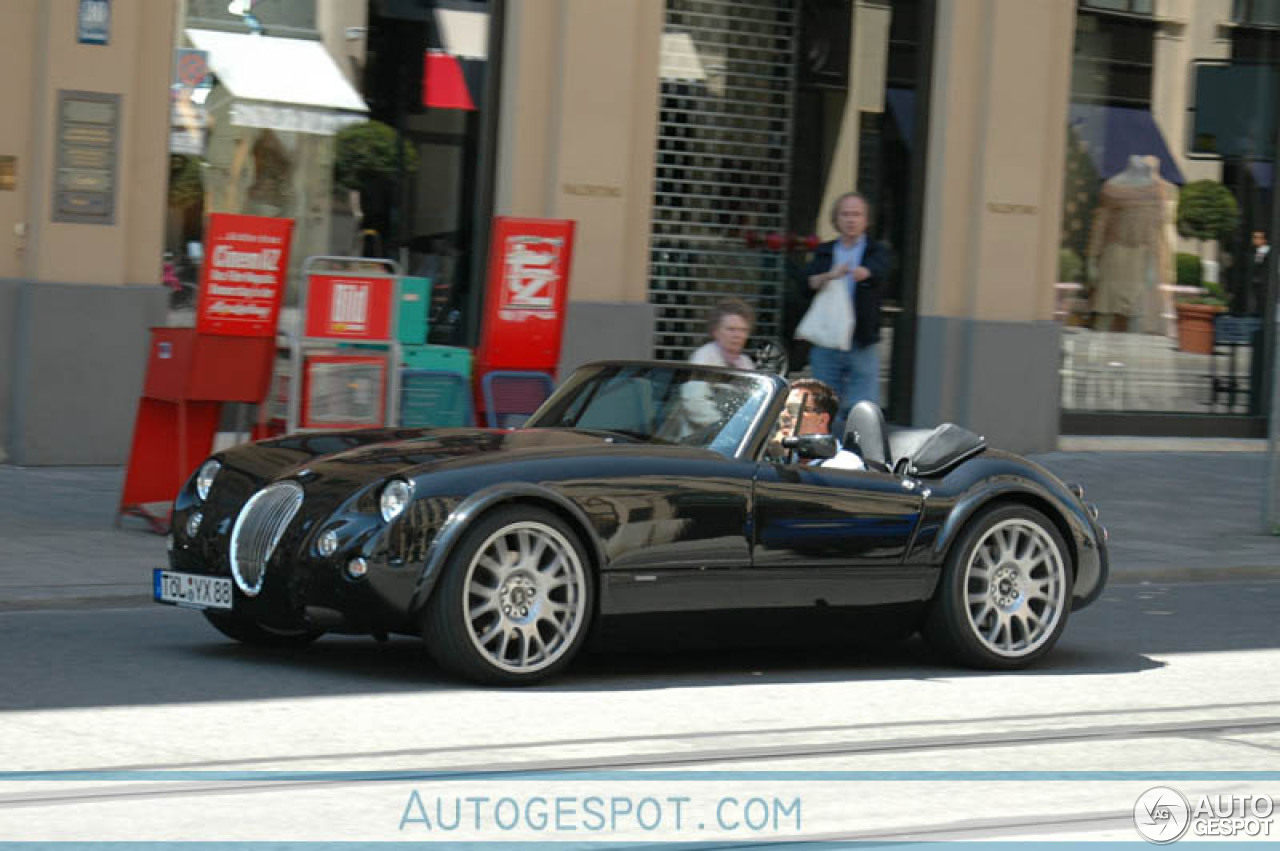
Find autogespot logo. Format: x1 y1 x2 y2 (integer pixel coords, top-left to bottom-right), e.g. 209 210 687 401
1134 786 1191 844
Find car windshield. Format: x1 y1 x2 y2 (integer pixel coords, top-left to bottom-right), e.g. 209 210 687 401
526 363 778 457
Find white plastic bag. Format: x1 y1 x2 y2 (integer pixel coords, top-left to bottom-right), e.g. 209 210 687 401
795 278 855 351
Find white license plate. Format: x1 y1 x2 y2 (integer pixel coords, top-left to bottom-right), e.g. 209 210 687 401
154 569 233 610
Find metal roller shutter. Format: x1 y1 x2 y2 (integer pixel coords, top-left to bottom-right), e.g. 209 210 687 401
649 0 797 361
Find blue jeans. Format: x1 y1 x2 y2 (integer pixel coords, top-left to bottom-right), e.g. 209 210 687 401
809 342 881 425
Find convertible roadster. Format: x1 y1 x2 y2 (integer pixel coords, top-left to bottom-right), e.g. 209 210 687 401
157 360 1108 685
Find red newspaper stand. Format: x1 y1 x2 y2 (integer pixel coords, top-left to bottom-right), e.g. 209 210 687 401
288 257 402 433
473 217 576 421
119 214 293 532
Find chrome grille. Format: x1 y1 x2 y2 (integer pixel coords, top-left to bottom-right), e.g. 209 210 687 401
229 481 304 597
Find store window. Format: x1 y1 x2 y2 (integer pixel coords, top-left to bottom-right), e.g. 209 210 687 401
166 0 367 305
185 0 317 35
1234 0 1280 27
362 0 498 347
1058 0 1276 435
166 0 499 343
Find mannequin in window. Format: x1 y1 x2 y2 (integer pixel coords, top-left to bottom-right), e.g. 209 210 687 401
1086 155 1172 333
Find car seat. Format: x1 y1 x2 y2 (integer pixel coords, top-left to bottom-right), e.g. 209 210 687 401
843 400 892 472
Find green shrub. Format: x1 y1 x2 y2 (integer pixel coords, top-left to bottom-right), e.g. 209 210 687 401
1177 180 1240 243
1058 247 1084 283
1175 252 1202 288
1203 279 1229 305
168 154 203 208
334 121 419 194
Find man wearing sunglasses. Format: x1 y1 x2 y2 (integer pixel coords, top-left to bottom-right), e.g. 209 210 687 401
770 378 865 470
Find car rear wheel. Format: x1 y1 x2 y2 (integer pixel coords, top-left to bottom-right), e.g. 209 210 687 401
424 507 593 686
202 611 324 647
924 504 1073 669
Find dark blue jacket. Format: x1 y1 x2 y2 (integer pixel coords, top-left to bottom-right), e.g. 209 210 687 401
802 238 892 347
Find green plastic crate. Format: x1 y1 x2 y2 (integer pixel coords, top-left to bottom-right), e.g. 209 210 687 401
401 344 472 378
397 277 431 345
399 369 473 427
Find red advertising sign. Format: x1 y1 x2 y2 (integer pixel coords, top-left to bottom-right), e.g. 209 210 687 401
477 217 576 373
304 273 396 342
195 213 294 337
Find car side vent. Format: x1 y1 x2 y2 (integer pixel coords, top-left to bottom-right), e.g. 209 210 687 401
229 481 304 597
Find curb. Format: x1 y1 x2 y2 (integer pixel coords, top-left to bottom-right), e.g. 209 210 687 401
1106 565 1280 585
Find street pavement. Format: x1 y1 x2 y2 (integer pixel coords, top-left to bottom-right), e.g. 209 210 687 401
2 582 1279 842
1 440 1279 610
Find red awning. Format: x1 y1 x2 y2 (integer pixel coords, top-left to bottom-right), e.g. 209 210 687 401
422 49 475 110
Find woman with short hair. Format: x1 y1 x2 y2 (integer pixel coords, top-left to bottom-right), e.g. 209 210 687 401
689 298 756 370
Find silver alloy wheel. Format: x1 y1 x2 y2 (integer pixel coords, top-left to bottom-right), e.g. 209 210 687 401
963 517 1067 658
461 520 587 674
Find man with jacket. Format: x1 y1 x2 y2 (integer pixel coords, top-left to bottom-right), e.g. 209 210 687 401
802 192 892 423
768 378 865 470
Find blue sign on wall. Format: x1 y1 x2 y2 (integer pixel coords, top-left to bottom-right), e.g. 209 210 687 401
77 0 111 45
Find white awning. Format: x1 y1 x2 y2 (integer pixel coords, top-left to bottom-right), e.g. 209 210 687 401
186 28 367 135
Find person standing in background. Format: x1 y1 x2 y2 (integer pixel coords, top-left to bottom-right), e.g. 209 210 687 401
802 192 892 422
1248 229 1270 316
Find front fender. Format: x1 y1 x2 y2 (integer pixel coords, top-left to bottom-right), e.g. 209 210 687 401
406 482 608 618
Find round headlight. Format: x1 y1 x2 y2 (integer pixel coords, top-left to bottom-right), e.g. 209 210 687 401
317 529 340 557
195 459 221 502
380 479 413 522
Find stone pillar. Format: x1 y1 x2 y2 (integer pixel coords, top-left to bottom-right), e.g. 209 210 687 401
910 0 1075 453
1 0 172 464
494 0 662 374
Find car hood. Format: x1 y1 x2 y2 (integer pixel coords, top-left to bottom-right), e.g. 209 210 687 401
250 427 626 487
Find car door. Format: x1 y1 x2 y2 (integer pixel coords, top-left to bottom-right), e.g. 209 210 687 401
554 450 758 617
745 461 927 609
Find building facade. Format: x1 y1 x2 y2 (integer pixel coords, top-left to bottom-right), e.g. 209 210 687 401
1 0 173 464
3 0 1277 464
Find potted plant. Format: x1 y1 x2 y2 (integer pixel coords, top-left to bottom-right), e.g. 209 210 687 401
1174 181 1238 354
1174 282 1228 355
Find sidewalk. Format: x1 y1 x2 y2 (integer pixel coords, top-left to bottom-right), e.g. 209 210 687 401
1 446 1279 610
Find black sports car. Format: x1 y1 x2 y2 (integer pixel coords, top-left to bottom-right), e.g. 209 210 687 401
156 360 1108 685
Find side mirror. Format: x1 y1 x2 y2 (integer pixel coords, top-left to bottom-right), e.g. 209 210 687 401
782 433 837 460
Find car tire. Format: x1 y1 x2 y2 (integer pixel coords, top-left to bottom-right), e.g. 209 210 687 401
924 503 1073 669
424 506 594 686
202 611 324 648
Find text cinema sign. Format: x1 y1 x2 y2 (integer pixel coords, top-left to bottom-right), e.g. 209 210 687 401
195 213 294 337
304 273 395 342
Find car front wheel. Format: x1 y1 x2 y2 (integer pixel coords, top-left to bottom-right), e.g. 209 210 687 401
424 507 594 685
925 504 1073 669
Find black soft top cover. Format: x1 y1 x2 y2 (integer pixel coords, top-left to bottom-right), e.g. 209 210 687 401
888 423 986 477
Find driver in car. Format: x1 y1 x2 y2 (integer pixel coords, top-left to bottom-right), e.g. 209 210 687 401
769 378 865 470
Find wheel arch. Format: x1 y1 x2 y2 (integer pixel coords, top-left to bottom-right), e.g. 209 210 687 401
934 487 1080 586
407 483 606 620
